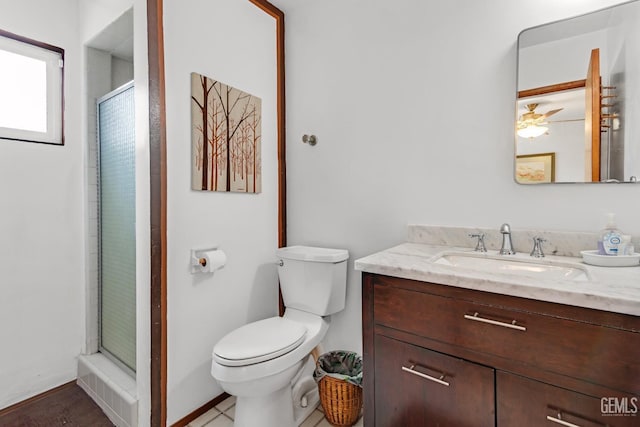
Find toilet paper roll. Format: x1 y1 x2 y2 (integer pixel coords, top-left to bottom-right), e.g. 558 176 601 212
199 249 226 273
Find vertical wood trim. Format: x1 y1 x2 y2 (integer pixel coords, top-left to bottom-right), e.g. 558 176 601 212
147 0 167 425
249 0 287 249
586 48 601 182
248 0 287 315
362 273 375 426
276 11 287 251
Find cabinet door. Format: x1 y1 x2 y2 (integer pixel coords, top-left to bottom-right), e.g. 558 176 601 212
374 334 495 426
497 371 639 427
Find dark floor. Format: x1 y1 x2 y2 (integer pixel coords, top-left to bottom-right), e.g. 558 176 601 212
0 383 114 427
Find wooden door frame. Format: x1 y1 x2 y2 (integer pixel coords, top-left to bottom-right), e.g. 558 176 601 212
146 0 167 425
146 0 286 425
585 48 601 182
517 79 586 99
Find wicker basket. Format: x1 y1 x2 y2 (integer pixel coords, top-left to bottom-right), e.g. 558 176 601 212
318 375 363 426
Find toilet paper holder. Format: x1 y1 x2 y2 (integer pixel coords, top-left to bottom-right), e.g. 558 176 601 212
190 246 225 274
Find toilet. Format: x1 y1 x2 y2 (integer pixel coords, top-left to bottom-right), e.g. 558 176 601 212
210 245 349 427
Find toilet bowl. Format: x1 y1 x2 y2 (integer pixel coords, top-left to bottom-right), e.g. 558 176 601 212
211 309 328 426
210 246 349 427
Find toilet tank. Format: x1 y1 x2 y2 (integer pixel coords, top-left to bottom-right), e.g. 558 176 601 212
276 246 349 316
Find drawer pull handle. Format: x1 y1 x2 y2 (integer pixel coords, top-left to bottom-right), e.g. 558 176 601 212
401 365 450 387
546 415 582 427
464 312 526 331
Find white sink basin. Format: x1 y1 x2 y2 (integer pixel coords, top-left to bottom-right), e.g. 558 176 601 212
431 251 591 282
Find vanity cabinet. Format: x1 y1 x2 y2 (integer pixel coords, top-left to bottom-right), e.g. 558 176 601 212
497 371 628 427
374 334 495 426
362 273 640 427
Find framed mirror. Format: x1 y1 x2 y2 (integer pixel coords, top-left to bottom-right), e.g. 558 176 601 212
515 0 640 184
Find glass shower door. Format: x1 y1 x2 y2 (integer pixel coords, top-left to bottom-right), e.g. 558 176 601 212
97 82 136 373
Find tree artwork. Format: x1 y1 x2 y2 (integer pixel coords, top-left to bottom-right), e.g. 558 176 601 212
191 72 262 193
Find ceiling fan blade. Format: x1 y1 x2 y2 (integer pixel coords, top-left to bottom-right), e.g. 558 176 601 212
548 118 584 123
541 108 563 119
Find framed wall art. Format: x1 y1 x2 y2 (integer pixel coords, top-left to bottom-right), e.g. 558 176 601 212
191 72 262 193
516 152 556 183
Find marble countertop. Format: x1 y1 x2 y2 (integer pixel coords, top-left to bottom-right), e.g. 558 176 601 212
355 242 640 316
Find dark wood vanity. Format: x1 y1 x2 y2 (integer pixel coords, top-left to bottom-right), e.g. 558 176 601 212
362 273 640 426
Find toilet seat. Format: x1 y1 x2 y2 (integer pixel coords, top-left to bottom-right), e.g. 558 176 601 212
213 317 307 367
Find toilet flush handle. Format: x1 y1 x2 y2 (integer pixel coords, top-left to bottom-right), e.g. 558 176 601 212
278 260 284 267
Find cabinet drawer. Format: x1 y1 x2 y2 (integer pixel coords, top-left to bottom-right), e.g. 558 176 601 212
374 334 495 426
497 371 638 427
373 283 640 393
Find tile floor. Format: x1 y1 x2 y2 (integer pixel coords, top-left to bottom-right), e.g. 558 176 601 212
187 395 364 427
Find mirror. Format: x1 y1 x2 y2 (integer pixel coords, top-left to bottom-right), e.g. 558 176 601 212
515 0 640 184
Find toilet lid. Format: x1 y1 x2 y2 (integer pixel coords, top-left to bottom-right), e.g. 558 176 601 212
213 317 307 367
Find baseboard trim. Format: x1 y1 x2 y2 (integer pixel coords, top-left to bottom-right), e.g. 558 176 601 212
0 381 76 416
171 393 231 427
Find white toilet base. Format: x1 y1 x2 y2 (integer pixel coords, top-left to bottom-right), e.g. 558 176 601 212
234 385 295 427
294 388 319 426
292 356 320 425
211 310 332 427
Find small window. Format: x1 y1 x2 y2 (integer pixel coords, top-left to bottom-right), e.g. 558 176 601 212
0 29 64 145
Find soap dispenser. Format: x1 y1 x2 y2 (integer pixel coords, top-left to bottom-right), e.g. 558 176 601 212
598 213 623 255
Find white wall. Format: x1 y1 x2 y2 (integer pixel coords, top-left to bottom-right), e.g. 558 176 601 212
276 0 637 354
131 0 151 423
519 30 608 89
0 0 83 410
609 2 640 178
84 47 113 355
112 57 134 89
163 0 278 423
79 0 136 44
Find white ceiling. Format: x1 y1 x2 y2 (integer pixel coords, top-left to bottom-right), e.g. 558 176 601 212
86 8 134 61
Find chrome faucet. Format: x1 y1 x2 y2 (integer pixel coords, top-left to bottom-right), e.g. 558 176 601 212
499 223 516 255
530 236 546 258
468 233 487 252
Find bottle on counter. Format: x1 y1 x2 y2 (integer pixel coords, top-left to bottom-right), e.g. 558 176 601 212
598 213 623 256
619 235 634 256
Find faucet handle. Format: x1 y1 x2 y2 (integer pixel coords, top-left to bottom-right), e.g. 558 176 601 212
469 233 487 252
530 236 546 258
